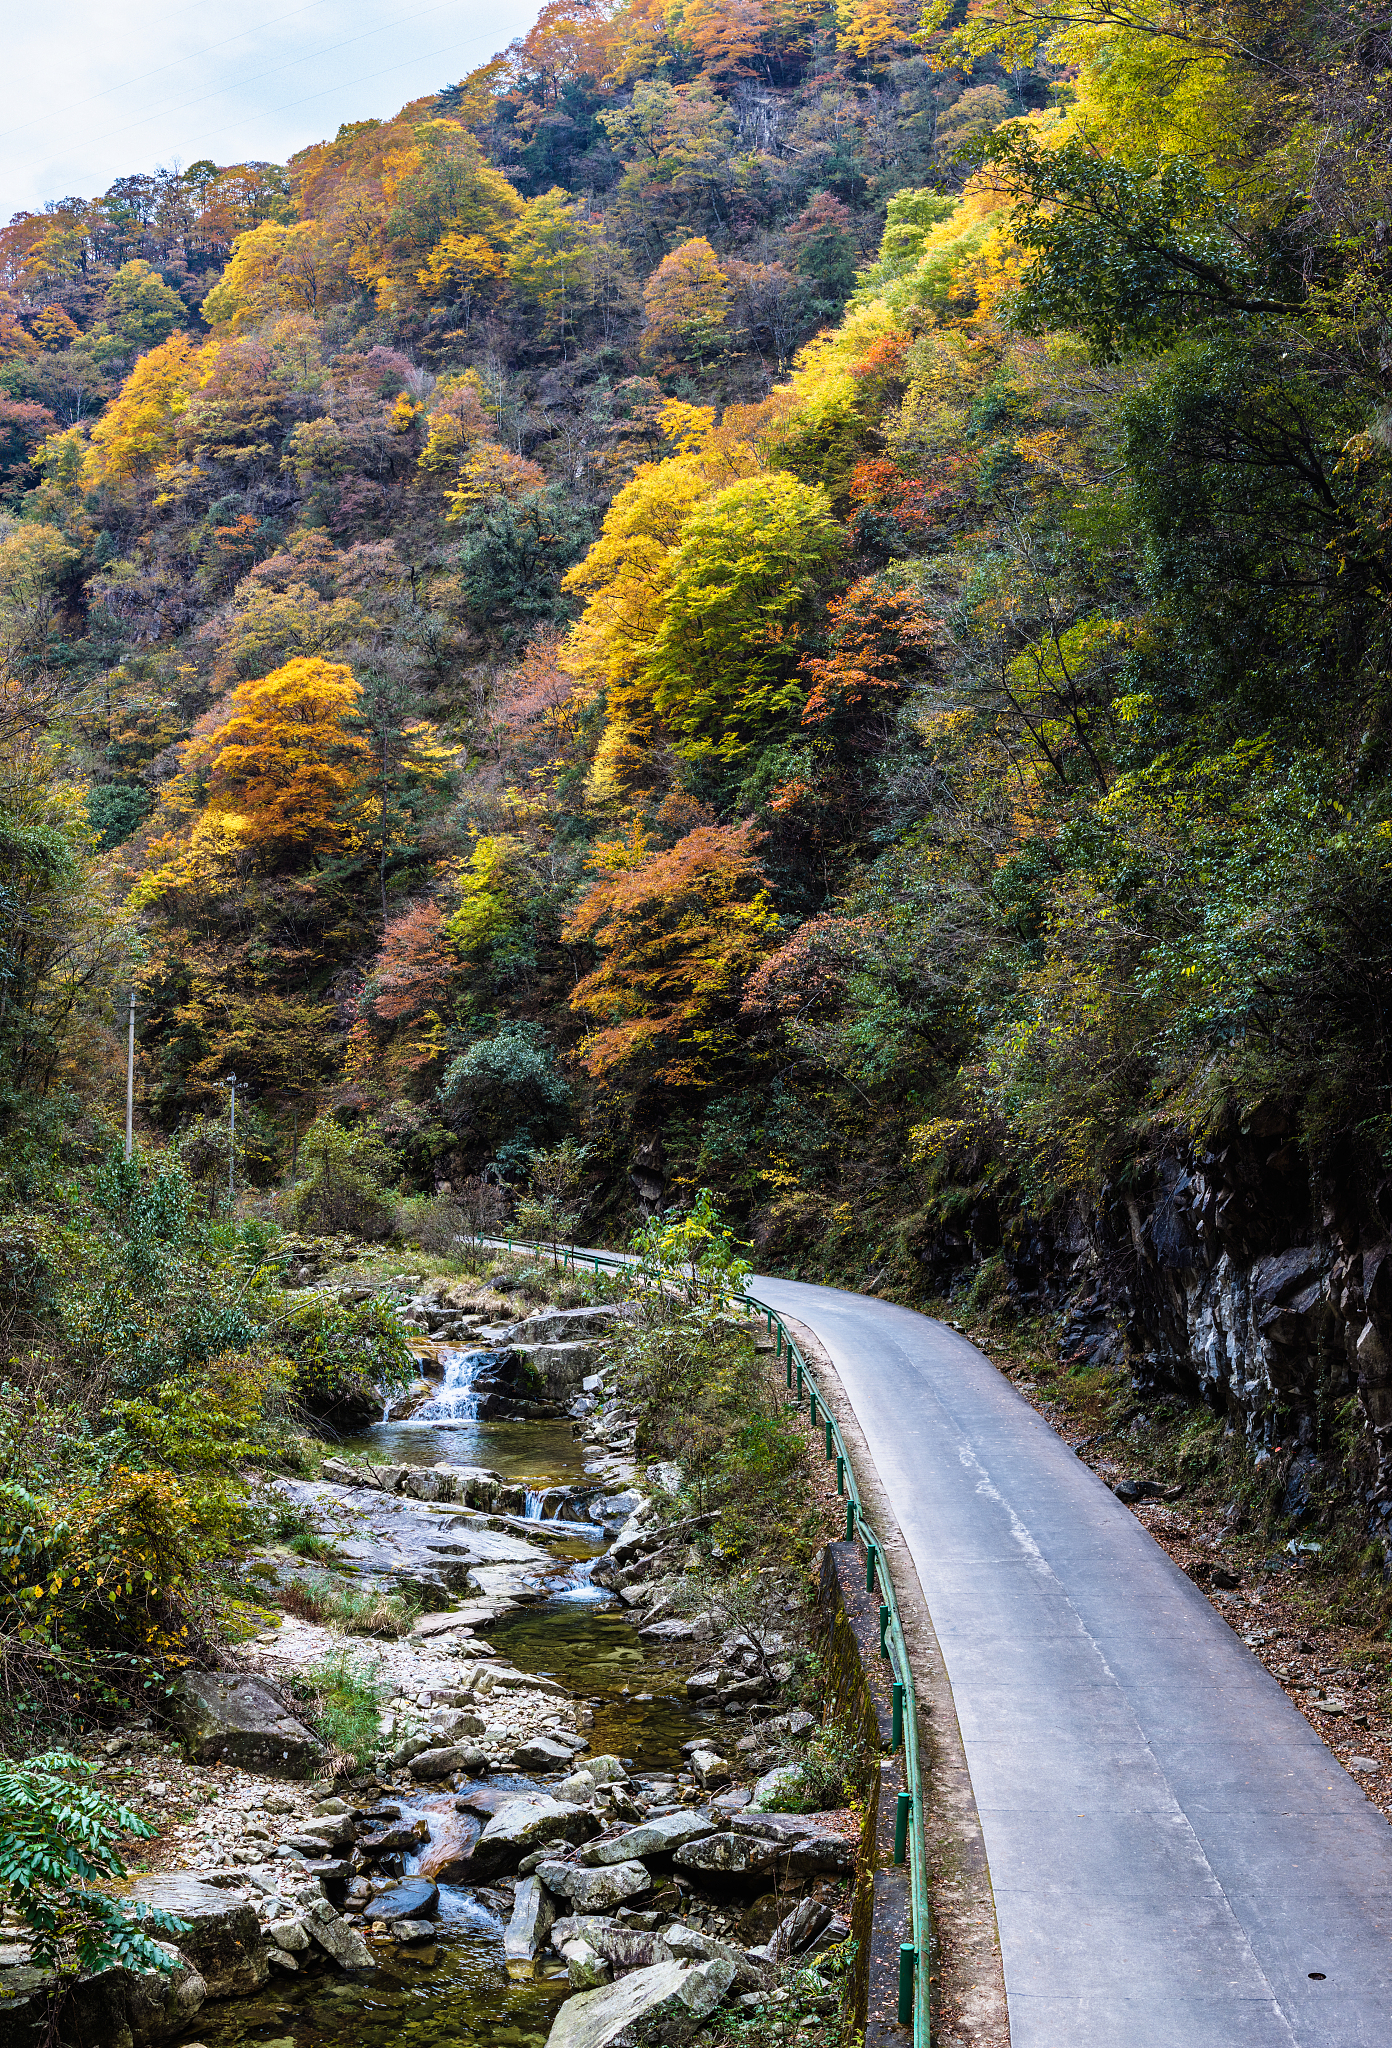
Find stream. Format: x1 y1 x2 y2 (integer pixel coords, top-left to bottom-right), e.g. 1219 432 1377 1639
196 1357 714 2048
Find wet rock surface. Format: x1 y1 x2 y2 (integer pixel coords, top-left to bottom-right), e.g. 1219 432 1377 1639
30 1268 854 2048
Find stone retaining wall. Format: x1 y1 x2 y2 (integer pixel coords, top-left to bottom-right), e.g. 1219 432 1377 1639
818 1541 912 2046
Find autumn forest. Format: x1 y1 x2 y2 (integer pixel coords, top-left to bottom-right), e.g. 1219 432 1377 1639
5 0 1392 1325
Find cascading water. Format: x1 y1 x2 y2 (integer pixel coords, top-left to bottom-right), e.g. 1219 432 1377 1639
524 1488 545 1519
408 1348 492 1424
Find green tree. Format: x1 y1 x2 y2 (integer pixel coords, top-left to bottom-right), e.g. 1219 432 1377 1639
99 261 186 354
649 472 841 769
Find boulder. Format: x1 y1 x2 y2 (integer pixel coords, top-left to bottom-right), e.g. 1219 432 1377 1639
562 1938 612 1989
504 1875 557 1979
513 1734 579 1771
124 1876 267 1998
766 1897 836 1958
782 1832 855 1876
390 1920 436 1944
535 1859 652 1913
672 1834 777 1878
124 1943 208 2043
429 1707 487 1743
688 1749 730 1790
469 1795 602 1878
587 1756 629 1786
502 1305 634 1347
544 1957 736 2048
580 1811 717 1867
366 1879 438 1922
168 1674 324 1777
279 1832 338 1857
763 1709 816 1743
417 1810 478 1885
553 1920 670 1975
303 1900 373 1969
358 1820 429 1856
409 1743 486 1780
662 1923 771 1990
558 1769 597 1803
748 1765 806 1811
266 1918 310 1953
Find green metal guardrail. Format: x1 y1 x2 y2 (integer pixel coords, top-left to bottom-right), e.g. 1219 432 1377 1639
490 1234 932 2048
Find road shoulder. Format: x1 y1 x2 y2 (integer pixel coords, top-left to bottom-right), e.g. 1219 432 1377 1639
782 1311 1011 2048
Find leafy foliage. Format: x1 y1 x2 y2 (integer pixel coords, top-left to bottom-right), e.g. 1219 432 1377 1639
0 1751 189 1977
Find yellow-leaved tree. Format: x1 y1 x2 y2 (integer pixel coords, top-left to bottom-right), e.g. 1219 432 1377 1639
640 236 731 365
83 333 199 485
202 655 368 868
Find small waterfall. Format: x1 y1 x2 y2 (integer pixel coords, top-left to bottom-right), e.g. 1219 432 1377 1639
524 1488 546 1519
409 1348 491 1424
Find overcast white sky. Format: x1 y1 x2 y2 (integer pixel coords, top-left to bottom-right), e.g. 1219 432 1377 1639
2 1 543 220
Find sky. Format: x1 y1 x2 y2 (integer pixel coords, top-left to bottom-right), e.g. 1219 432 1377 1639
2 0 544 219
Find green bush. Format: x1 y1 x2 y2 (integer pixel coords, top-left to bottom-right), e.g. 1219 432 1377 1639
0 1751 189 1977
291 1119 396 1238
280 1294 416 1417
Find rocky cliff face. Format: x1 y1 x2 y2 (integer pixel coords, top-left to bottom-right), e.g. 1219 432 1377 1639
1041 1122 1392 1551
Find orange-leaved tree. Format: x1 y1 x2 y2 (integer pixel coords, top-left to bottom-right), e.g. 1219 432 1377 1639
203 655 369 868
564 820 779 1099
798 572 940 737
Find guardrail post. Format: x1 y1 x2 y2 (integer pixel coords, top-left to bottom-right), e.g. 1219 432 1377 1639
892 1680 904 1751
865 1542 878 1594
835 1453 845 1495
796 1362 804 1397
879 1602 890 1657
898 1942 916 2025
894 1789 911 1864
809 1388 818 1426
785 1352 792 1390
845 1501 855 1540
824 1416 834 1460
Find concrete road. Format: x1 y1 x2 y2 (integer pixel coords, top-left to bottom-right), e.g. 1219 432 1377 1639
752 1273 1392 2047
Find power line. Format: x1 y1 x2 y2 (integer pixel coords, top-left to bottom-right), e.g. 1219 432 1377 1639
0 0 337 145
53 0 481 156
161 28 504 156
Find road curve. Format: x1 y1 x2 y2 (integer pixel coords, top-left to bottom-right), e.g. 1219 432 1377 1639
751 1272 1392 2048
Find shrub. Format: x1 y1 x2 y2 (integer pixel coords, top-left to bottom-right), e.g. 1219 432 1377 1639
277 1576 418 1637
0 1752 189 1978
291 1119 396 1237
280 1295 416 1417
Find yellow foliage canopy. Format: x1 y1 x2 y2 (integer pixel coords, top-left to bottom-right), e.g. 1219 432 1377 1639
203 655 368 867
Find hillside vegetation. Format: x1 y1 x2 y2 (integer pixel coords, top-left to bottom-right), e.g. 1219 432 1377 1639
6 1 1392 1555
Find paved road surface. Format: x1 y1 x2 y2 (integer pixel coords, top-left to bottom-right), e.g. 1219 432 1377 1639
751 1272 1392 2047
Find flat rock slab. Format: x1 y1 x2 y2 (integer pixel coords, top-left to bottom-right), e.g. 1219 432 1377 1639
367 1880 439 1922
545 1956 735 2048
170 1674 324 1778
581 1811 717 1867
273 1480 553 1604
125 1875 267 1998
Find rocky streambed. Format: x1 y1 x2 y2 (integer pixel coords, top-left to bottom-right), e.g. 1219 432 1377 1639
0 1286 857 2048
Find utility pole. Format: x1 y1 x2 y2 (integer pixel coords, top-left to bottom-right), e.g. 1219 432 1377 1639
227 1073 237 1208
125 992 135 1161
